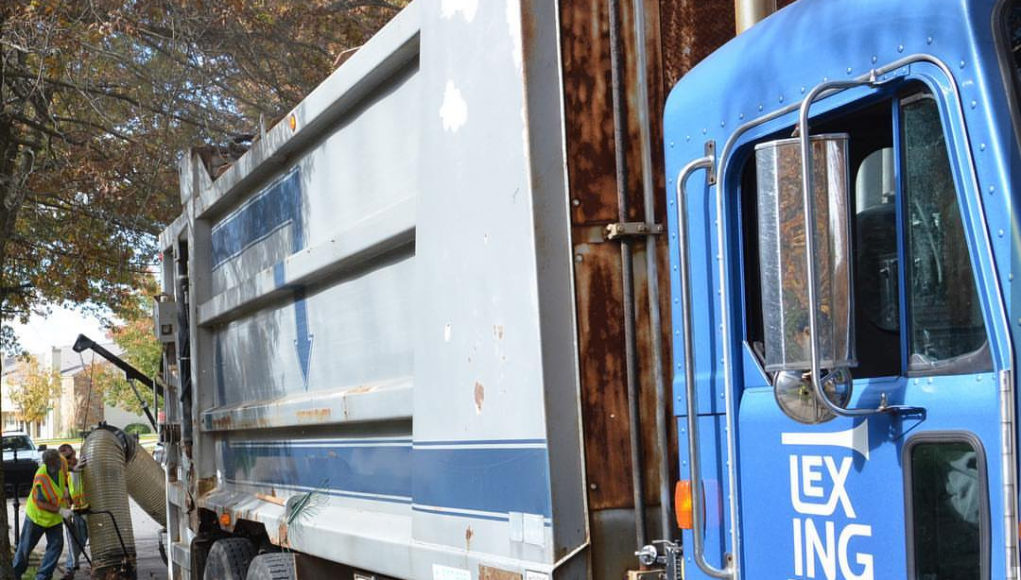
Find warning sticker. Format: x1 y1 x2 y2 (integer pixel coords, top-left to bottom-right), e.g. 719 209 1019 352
433 564 472 580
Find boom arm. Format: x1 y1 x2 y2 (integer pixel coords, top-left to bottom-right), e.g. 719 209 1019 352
73 334 163 430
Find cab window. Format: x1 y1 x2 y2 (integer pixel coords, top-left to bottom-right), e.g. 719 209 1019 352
997 0 1021 148
901 95 989 373
906 435 988 580
742 88 991 379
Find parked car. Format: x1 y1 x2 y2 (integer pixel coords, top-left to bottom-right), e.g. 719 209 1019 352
2 432 42 497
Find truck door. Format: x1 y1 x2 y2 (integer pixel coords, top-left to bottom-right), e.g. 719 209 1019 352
669 71 1015 580
731 86 1007 580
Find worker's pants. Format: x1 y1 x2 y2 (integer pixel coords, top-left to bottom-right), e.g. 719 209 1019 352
12 517 63 580
64 514 88 571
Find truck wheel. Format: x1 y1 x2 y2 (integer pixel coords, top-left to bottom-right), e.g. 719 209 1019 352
204 538 257 580
245 553 297 580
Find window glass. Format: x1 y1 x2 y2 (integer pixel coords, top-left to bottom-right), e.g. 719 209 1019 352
1 436 33 452
854 148 899 333
901 95 989 371
1007 1 1021 84
910 441 984 580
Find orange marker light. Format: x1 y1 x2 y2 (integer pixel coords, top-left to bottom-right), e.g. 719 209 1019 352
219 512 231 528
288 114 297 132
675 480 693 530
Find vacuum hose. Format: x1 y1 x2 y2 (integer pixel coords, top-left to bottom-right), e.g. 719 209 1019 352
125 439 167 524
83 428 136 577
83 425 167 579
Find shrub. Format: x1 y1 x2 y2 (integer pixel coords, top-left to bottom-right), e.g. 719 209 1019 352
124 423 152 436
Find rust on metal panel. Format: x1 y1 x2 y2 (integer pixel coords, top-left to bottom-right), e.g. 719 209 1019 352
255 493 287 506
210 415 234 431
474 381 485 414
479 565 523 580
197 476 217 498
659 1 736 90
572 239 632 509
561 0 683 514
296 407 331 423
346 383 378 395
278 520 290 548
559 0 624 225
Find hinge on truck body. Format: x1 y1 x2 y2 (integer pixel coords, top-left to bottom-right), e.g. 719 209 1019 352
604 221 664 240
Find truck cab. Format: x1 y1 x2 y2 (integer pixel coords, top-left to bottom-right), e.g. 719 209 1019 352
665 0 1021 578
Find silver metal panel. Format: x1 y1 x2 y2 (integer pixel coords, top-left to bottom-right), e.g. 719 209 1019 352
210 62 420 296
518 0 589 568
199 196 415 326
163 0 589 577
200 377 413 431
193 2 423 221
214 253 415 405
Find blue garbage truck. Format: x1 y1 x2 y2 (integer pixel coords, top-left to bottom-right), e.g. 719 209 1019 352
149 0 1021 578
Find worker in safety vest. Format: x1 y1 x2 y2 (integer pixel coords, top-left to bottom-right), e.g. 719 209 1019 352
58 444 88 580
13 448 70 580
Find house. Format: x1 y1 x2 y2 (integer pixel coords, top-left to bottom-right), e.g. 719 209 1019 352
1 342 148 439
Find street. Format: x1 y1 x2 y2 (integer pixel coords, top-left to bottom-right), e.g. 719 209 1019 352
7 497 167 579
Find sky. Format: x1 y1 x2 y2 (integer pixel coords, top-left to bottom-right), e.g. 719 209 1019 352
9 305 110 356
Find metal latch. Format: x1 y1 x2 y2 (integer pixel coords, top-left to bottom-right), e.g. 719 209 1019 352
604 222 664 240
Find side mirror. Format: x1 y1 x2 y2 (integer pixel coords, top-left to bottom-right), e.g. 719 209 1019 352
755 133 856 423
37 445 47 451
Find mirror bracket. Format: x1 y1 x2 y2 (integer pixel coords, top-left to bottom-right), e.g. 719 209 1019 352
797 76 924 419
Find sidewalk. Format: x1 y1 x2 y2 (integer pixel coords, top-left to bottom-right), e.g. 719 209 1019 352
7 498 167 579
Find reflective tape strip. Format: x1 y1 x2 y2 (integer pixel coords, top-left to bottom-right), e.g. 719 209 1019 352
33 476 56 504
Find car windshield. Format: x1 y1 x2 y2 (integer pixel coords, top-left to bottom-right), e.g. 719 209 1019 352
2 436 33 453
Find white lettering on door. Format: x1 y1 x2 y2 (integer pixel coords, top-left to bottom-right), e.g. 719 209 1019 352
785 422 874 580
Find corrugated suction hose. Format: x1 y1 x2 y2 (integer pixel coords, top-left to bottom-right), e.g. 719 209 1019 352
83 427 136 577
83 425 167 579
124 435 166 524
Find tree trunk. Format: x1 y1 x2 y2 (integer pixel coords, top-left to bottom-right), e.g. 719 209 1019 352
0 355 12 580
0 78 26 580
0 245 16 580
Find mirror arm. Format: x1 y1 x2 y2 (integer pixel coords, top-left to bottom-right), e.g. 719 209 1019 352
798 76 923 418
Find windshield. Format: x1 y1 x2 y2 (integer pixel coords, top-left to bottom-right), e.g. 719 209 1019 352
2 436 34 453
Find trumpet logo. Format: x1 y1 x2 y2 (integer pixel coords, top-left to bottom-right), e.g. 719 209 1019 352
780 420 870 460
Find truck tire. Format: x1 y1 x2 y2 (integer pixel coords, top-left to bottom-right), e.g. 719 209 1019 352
204 538 257 580
245 553 297 580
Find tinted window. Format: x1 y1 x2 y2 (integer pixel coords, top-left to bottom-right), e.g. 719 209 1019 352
910 440 985 580
1007 1 1021 80
901 95 990 372
855 147 899 333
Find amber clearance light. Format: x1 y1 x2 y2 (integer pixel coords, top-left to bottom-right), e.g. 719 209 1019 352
675 480 693 530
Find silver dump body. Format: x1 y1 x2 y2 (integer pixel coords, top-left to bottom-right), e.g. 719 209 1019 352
159 1 587 578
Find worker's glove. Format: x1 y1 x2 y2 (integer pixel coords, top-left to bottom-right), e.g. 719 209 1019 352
59 508 73 520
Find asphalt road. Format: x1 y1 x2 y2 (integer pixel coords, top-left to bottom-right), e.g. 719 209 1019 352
6 497 167 579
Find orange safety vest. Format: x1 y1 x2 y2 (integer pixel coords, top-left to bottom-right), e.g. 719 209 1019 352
26 464 66 528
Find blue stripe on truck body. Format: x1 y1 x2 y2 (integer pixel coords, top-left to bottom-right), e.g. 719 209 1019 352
221 439 552 518
211 168 304 270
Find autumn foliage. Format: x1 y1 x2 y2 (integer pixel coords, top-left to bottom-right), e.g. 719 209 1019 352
0 1 405 574
0 0 406 347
